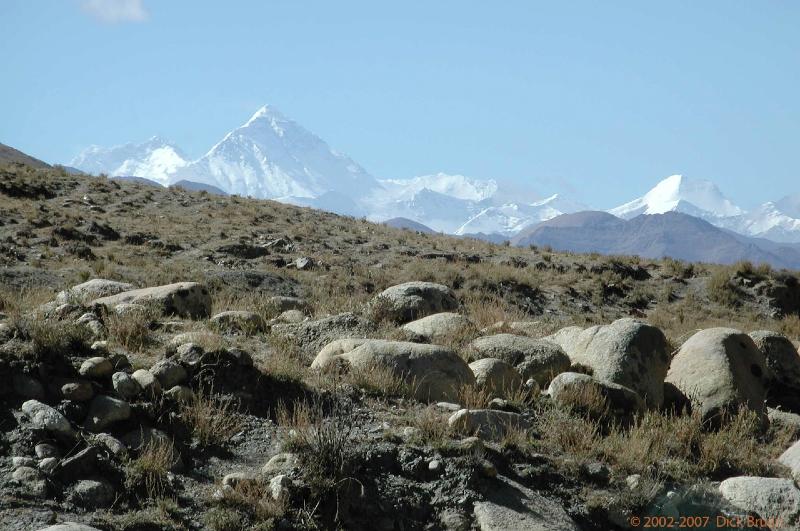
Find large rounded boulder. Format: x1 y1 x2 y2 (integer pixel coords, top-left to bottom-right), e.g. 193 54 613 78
469 334 570 386
546 318 669 409
468 358 522 397
401 312 472 343
547 372 645 422
749 330 800 413
312 339 474 402
371 282 457 324
665 328 768 424
92 282 211 319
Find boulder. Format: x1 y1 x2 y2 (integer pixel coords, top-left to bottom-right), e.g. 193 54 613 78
59 379 94 402
268 296 309 313
546 319 670 408
473 475 579 530
149 359 188 389
547 372 645 421
56 279 135 304
275 309 306 324
262 453 299 475
271 312 374 357
210 310 265 332
132 369 161 397
371 281 458 323
401 312 473 343
112 372 141 400
38 524 103 531
83 395 131 432
21 400 75 438
719 476 800 526
447 409 530 438
311 338 370 370
92 282 212 319
779 439 800 481
316 339 475 402
78 356 113 379
470 334 571 386
749 330 800 412
469 358 523 397
768 408 800 438
665 328 768 424
71 478 115 508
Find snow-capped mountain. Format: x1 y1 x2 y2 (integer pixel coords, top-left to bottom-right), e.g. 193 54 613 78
455 194 587 236
71 136 188 186
609 175 800 243
170 106 382 199
610 174 743 221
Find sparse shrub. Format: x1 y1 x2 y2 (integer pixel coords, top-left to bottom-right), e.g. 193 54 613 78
345 363 413 398
125 438 176 500
263 333 308 382
365 294 396 324
707 268 741 307
405 405 453 446
208 481 285 528
17 316 92 361
181 388 243 447
105 303 160 352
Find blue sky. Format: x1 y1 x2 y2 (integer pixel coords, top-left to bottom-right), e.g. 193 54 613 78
1 1 798 208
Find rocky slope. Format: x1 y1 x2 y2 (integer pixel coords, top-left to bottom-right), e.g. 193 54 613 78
2 163 800 530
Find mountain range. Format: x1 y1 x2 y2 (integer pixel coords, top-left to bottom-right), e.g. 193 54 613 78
1 106 787 268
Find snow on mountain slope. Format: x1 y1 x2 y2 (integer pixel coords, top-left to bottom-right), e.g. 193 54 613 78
455 194 587 236
610 174 743 221
170 106 381 199
71 137 188 186
379 173 497 202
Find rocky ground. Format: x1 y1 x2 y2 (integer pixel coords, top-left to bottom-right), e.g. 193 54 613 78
2 164 800 530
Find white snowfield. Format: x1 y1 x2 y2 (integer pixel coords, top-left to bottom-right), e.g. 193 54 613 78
70 107 800 242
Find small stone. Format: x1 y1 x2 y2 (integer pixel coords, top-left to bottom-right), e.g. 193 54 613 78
294 257 314 270
35 443 60 459
435 402 463 412
53 446 100 478
60 379 94 402
479 459 497 478
93 433 128 458
428 459 442 472
79 357 113 379
12 374 45 400
91 340 109 353
401 426 422 440
277 309 305 323
83 395 131 432
626 474 642 490
581 461 610 483
452 436 484 455
164 385 194 402
176 343 205 370
111 372 141 399
149 359 187 388
39 523 103 531
222 472 256 488
132 369 161 398
39 457 58 473
71 478 115 508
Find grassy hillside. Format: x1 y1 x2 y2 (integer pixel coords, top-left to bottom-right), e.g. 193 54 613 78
1 162 799 530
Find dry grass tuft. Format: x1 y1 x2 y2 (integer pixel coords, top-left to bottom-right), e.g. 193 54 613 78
181 388 243 447
125 438 176 500
105 303 161 351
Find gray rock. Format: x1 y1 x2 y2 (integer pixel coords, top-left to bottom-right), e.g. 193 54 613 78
59 379 94 402
222 472 257 488
768 408 800 437
294 257 314 270
448 409 530 439
12 374 45 400
371 281 458 323
149 359 188 389
275 309 305 323
92 433 128 458
71 478 115 508
11 466 47 496
272 312 375 357
269 474 292 500
38 457 58 473
83 395 131 432
469 358 523 397
53 446 100 478
164 385 194 402
547 372 645 420
779 439 800 482
92 281 212 319
35 443 59 459
750 330 800 412
311 338 371 370
473 474 579 530
131 369 161 397
314 339 475 402
546 319 669 408
262 453 299 475
56 279 135 304
79 357 113 379
719 476 800 526
210 310 265 332
665 328 768 424
38 524 103 531
12 456 37 468
401 312 473 343
21 400 75 438
111 371 141 399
